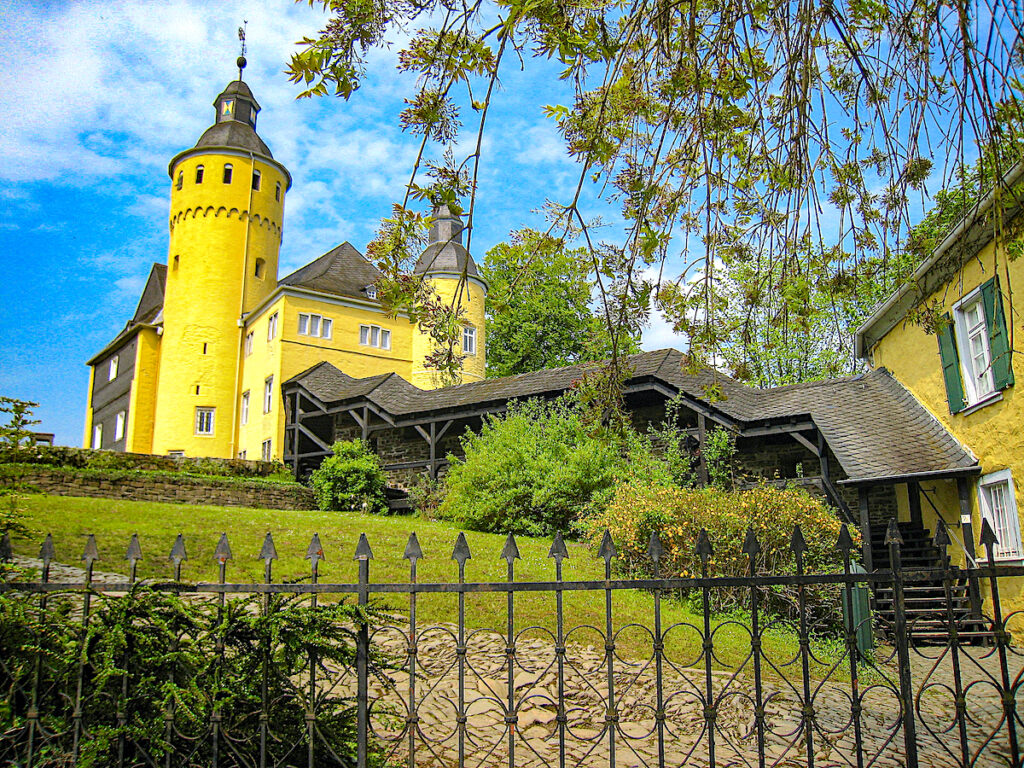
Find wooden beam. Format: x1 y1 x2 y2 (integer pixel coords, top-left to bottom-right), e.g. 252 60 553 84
297 422 332 453
697 414 709 486
858 487 874 573
791 430 820 456
907 481 923 527
739 420 817 438
413 425 430 443
361 405 369 442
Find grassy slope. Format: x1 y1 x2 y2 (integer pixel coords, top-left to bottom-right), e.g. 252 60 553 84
10 494 844 676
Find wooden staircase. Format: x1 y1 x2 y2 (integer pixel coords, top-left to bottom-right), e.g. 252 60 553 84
870 521 992 645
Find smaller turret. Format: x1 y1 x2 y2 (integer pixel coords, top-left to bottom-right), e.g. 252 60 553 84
414 204 480 278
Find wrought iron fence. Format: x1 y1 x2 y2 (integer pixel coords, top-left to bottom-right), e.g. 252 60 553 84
1 519 1023 768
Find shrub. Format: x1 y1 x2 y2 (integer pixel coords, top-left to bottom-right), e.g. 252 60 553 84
438 394 674 536
311 440 388 513
583 482 859 626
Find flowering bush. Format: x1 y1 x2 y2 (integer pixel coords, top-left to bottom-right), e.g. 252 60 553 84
583 482 859 625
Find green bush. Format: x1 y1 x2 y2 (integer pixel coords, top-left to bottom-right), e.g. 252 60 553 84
0 445 283 478
0 585 387 766
311 440 388 513
583 481 859 626
437 394 674 536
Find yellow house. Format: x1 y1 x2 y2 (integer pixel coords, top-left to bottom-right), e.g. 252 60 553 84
83 63 487 462
855 162 1024 614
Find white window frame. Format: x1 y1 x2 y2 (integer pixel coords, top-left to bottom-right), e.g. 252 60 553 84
463 325 477 356
267 312 279 341
298 313 333 339
261 439 272 462
245 332 254 356
366 285 377 300
240 391 250 425
108 355 118 382
264 377 273 413
114 411 126 441
979 469 1023 561
359 324 391 350
952 288 996 406
195 407 215 436
92 423 102 449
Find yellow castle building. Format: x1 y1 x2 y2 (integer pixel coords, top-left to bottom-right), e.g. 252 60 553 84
83 62 486 461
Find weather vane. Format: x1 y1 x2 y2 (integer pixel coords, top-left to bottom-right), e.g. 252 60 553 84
237 21 248 79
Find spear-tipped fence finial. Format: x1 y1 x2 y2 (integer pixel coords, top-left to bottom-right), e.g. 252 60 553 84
979 517 999 549
451 532 471 566
125 533 142 564
40 533 56 565
789 524 808 557
169 534 188 564
835 524 855 555
742 527 761 558
214 533 233 564
695 528 713 561
647 531 665 563
598 529 617 563
79 533 99 566
548 531 569 563
500 532 521 564
403 532 424 562
353 533 373 561
306 533 326 566
884 518 904 547
933 518 950 551
259 532 279 563
0 532 12 562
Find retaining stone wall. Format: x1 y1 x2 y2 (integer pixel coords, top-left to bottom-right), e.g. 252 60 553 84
2 466 314 510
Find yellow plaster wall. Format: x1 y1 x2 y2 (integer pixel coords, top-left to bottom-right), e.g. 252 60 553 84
411 277 487 388
126 328 161 454
868 237 1024 618
152 149 287 458
82 366 95 448
237 296 286 460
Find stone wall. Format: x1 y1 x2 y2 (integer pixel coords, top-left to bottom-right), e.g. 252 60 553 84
2 466 314 510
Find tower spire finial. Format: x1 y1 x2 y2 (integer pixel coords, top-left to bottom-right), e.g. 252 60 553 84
237 21 248 80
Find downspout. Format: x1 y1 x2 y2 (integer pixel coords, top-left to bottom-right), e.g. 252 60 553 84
229 151 256 458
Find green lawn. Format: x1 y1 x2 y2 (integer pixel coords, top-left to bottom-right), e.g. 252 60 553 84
8 493 849 677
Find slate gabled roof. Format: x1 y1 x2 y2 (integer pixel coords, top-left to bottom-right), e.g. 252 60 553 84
279 242 382 302
87 263 166 365
286 348 978 484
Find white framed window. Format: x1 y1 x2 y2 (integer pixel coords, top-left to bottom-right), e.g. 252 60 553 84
298 313 332 339
463 326 477 355
261 439 272 462
241 391 250 425
264 377 273 413
979 470 1022 561
245 332 254 356
267 312 278 341
953 290 996 404
114 411 126 441
108 355 119 382
359 324 391 350
195 407 215 436
365 285 377 300
92 423 102 449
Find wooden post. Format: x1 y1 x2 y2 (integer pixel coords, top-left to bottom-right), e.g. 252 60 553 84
858 487 874 572
429 422 437 480
907 481 923 528
957 477 982 617
697 414 709 486
361 405 369 442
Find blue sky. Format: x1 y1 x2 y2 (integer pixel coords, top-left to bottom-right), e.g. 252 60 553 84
0 0 679 446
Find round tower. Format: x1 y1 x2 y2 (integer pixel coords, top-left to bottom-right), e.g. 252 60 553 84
411 204 488 388
151 60 292 457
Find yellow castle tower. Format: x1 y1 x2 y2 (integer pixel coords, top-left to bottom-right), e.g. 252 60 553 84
411 204 487 387
151 57 292 457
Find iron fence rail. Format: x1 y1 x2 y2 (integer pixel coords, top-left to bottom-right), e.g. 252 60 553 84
1 519 1022 768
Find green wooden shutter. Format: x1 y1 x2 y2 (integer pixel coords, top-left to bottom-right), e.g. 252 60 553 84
981 276 1015 390
937 313 966 413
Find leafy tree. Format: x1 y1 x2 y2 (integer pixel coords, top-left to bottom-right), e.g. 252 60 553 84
0 398 40 449
482 229 639 378
288 0 1021 396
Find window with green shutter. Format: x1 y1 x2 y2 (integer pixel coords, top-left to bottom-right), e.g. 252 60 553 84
942 276 1015 414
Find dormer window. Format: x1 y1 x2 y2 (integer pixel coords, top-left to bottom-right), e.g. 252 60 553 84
223 164 233 184
195 165 204 184
176 171 183 190
220 98 234 121
252 169 261 191
365 285 378 300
